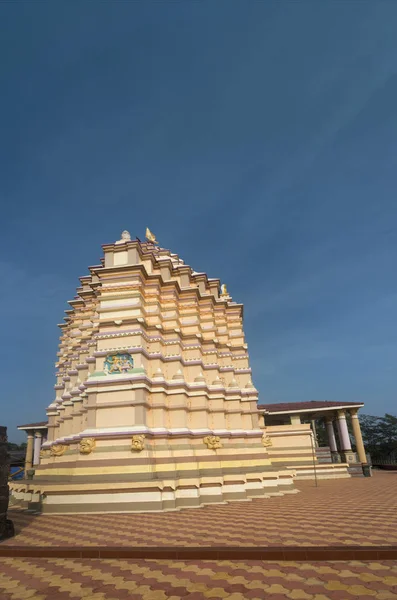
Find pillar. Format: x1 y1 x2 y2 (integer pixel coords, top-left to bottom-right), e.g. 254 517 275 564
337 410 355 463
290 414 301 425
337 411 351 450
33 431 43 466
24 433 34 475
350 409 367 464
325 416 338 452
310 419 319 447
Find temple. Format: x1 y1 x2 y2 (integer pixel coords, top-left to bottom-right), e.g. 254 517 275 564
10 231 369 514
11 231 296 513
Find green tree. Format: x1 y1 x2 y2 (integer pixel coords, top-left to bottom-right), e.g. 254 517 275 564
7 442 26 451
314 419 328 447
7 442 18 451
359 413 397 458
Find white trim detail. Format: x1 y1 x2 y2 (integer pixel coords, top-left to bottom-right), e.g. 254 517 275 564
41 426 265 447
259 404 364 415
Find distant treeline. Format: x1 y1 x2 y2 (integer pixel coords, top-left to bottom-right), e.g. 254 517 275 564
316 413 397 460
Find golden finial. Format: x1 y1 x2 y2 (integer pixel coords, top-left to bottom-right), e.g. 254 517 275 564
145 227 158 245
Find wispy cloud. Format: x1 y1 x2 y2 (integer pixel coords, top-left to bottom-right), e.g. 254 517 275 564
238 51 397 243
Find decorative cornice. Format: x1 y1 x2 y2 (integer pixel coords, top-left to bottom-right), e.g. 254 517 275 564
93 328 247 353
42 426 264 447
82 372 258 399
90 346 250 374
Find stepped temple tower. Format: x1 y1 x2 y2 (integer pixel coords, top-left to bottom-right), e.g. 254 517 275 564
11 231 297 513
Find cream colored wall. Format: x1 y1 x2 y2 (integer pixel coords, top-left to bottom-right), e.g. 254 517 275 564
267 424 312 447
96 406 135 428
148 391 167 428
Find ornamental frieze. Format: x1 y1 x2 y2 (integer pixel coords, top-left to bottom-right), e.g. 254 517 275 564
104 353 134 374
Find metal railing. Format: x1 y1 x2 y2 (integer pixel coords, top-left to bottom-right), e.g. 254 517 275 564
371 456 397 466
8 466 24 480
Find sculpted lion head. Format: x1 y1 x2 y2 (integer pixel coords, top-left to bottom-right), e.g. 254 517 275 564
131 435 145 452
204 435 222 450
261 434 273 448
79 438 96 454
50 444 67 457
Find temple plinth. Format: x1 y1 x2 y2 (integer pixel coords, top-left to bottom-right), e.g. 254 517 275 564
10 232 296 513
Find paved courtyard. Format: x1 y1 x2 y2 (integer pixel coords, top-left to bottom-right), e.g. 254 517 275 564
1 472 397 599
4 472 397 548
1 557 397 600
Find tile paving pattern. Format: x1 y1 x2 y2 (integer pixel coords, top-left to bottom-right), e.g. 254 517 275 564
1 557 397 599
1 473 397 599
5 472 397 548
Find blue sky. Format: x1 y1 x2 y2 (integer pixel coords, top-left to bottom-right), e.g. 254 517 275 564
1 2 397 442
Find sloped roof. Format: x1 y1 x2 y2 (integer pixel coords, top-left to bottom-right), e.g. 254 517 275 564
17 421 48 429
258 401 364 414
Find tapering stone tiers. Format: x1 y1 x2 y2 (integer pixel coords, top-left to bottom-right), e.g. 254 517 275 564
10 233 296 513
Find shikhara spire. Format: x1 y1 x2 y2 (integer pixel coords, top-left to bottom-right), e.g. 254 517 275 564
10 233 299 514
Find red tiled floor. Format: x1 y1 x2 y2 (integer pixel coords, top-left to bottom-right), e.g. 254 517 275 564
0 558 397 600
4 472 397 549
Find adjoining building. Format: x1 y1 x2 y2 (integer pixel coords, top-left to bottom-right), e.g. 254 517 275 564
258 400 368 478
10 231 368 514
13 422 48 478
